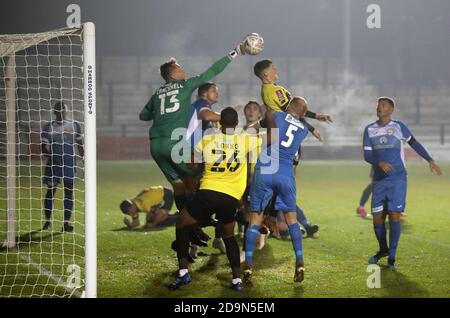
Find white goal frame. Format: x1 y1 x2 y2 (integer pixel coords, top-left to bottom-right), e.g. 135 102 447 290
1 22 97 298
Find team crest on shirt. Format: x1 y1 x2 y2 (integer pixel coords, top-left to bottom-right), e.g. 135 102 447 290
379 136 388 144
387 129 394 136
276 90 286 104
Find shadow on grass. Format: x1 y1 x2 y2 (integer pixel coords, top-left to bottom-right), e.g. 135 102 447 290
142 241 301 298
0 231 63 252
111 226 172 232
380 266 430 297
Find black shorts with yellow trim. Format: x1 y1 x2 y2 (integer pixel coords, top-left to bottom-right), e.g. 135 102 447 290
186 189 239 225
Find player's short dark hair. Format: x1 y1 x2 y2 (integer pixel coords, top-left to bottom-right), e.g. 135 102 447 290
220 107 238 128
159 57 178 82
244 101 262 113
53 101 67 112
198 82 216 97
120 200 133 214
254 59 272 78
378 97 395 108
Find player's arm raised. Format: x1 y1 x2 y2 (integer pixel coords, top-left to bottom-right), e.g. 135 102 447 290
185 41 246 90
304 110 333 124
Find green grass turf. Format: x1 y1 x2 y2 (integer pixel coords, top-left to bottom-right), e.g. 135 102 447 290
97 160 450 298
0 164 85 298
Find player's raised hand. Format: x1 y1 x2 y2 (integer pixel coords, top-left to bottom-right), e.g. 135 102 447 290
316 113 333 124
429 160 442 176
378 161 393 173
312 128 323 142
232 42 246 57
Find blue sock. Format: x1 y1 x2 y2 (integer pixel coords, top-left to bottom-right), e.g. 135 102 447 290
288 223 303 262
44 189 54 221
296 206 310 229
63 183 74 222
388 220 401 260
374 223 388 252
245 225 260 266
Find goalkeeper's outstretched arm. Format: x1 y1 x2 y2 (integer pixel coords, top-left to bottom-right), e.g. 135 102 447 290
185 40 246 90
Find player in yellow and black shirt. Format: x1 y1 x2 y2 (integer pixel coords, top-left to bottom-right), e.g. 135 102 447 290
254 59 332 129
168 107 259 292
120 186 176 229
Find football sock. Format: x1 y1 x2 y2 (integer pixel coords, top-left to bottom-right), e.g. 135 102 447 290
388 220 401 260
63 181 74 222
245 225 260 266
242 224 248 251
296 206 310 228
374 223 388 252
223 236 241 279
174 195 187 211
288 223 303 262
359 183 372 207
176 225 194 270
179 269 188 277
44 188 55 221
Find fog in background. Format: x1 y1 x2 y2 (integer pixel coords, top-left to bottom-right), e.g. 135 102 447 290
2 0 450 160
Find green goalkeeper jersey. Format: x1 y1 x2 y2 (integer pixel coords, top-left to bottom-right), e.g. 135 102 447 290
139 55 232 139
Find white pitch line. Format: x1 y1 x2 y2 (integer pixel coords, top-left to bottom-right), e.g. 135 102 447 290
18 253 82 298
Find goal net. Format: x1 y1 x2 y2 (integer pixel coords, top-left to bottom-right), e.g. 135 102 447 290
0 23 96 298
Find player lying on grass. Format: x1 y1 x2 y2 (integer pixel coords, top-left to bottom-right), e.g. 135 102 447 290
120 186 176 229
363 97 442 271
244 97 311 287
168 107 259 292
139 38 249 215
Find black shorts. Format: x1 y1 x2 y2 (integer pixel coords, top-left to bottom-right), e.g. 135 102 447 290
161 187 174 211
186 189 239 225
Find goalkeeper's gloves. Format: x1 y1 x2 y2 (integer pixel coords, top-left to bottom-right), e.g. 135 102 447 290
229 43 245 59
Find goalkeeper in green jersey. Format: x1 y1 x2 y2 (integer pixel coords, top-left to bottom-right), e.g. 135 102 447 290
139 40 248 212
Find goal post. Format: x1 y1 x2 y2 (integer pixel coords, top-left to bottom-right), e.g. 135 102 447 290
83 22 97 299
0 23 97 298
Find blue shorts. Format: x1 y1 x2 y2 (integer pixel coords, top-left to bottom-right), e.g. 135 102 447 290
250 167 297 213
43 163 76 187
371 177 407 214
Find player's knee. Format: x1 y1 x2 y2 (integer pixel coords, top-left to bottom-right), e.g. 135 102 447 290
283 211 297 225
249 213 264 226
372 214 385 224
388 212 402 221
171 180 186 195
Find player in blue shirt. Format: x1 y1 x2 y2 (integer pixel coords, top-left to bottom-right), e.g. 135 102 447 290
363 97 442 270
186 82 221 148
185 82 231 254
244 96 311 286
41 102 84 232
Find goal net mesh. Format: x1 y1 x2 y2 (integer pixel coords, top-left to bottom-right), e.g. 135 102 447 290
0 27 86 298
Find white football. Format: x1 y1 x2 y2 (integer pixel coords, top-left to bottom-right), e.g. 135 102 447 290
243 33 264 55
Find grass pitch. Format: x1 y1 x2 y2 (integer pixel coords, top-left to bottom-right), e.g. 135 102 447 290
97 160 450 298
1 160 449 297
